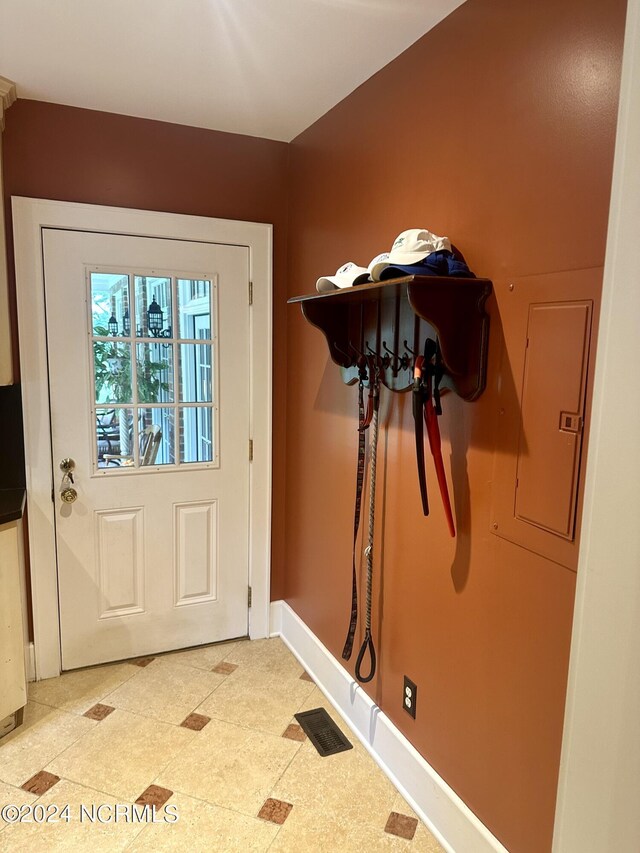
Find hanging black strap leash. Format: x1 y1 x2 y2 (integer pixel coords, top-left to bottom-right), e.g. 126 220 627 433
342 358 373 661
355 365 380 683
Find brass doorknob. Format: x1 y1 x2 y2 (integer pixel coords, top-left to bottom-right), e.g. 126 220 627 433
60 487 78 504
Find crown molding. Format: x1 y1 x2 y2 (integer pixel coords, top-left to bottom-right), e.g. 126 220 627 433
0 77 17 131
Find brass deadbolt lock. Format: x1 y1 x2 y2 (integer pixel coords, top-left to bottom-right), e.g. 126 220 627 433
59 458 77 503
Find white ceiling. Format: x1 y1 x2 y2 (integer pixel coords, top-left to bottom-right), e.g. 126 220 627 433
0 0 465 142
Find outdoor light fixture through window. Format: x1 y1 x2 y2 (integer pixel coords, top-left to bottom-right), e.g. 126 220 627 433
122 309 131 337
147 298 172 339
108 313 119 336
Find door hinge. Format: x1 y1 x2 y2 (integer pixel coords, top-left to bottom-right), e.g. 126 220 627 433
248 281 253 305
248 586 252 608
51 487 55 503
249 439 254 462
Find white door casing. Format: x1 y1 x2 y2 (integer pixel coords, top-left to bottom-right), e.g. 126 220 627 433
13 198 272 679
45 230 250 668
0 76 17 384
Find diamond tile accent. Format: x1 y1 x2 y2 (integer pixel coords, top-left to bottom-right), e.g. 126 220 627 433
21 770 60 796
258 798 293 825
132 656 156 668
299 671 314 683
83 703 116 721
282 723 306 742
384 811 419 840
180 713 211 731
211 662 238 675
135 784 174 808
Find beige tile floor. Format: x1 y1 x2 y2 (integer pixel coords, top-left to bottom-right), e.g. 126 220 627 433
0 638 445 851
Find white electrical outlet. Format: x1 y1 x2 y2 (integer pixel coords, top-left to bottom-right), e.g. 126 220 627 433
403 676 417 718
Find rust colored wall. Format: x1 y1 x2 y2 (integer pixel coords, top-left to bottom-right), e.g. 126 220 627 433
285 1 626 851
2 100 289 599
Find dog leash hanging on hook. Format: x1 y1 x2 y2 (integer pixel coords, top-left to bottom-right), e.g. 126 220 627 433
355 361 381 683
342 356 375 662
423 339 456 537
414 338 456 537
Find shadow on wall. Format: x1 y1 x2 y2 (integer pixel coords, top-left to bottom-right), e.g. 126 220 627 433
313 350 357 416
449 433 472 593
445 300 521 592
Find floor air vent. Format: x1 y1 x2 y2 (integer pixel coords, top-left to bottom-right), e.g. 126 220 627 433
294 708 353 757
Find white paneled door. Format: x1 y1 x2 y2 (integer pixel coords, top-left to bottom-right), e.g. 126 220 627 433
43 229 250 669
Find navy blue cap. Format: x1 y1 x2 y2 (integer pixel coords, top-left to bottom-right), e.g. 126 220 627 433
379 263 440 280
379 250 475 280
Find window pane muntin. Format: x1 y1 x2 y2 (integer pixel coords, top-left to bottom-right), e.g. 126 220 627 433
93 342 133 404
179 406 214 464
177 278 212 340
90 270 218 472
138 407 176 466
134 275 173 338
178 343 213 403
90 272 130 337
136 342 174 404
95 407 135 469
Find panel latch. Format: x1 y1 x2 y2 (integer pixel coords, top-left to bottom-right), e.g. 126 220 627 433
559 412 582 433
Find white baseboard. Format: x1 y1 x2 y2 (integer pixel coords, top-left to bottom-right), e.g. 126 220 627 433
269 600 283 638
25 641 35 682
270 600 508 853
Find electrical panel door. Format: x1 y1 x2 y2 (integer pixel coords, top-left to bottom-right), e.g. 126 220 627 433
490 268 600 571
515 302 591 539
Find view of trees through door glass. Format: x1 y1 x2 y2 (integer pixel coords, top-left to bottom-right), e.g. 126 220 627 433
90 271 217 471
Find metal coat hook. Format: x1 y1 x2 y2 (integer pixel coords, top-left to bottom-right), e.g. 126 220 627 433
365 341 381 365
403 339 416 357
347 342 371 375
382 340 410 373
365 341 391 372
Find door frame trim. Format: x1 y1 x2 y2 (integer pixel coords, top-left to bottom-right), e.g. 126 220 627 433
12 197 273 679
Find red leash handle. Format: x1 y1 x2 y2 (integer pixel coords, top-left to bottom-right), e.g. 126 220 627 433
424 400 456 537
412 354 429 516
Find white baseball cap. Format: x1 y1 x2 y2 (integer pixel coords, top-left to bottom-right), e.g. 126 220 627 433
388 229 451 265
368 252 391 282
316 261 370 293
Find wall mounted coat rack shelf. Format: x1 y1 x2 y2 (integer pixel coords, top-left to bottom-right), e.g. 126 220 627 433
288 275 493 399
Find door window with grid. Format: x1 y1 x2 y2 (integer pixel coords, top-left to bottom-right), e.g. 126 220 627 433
90 271 218 471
